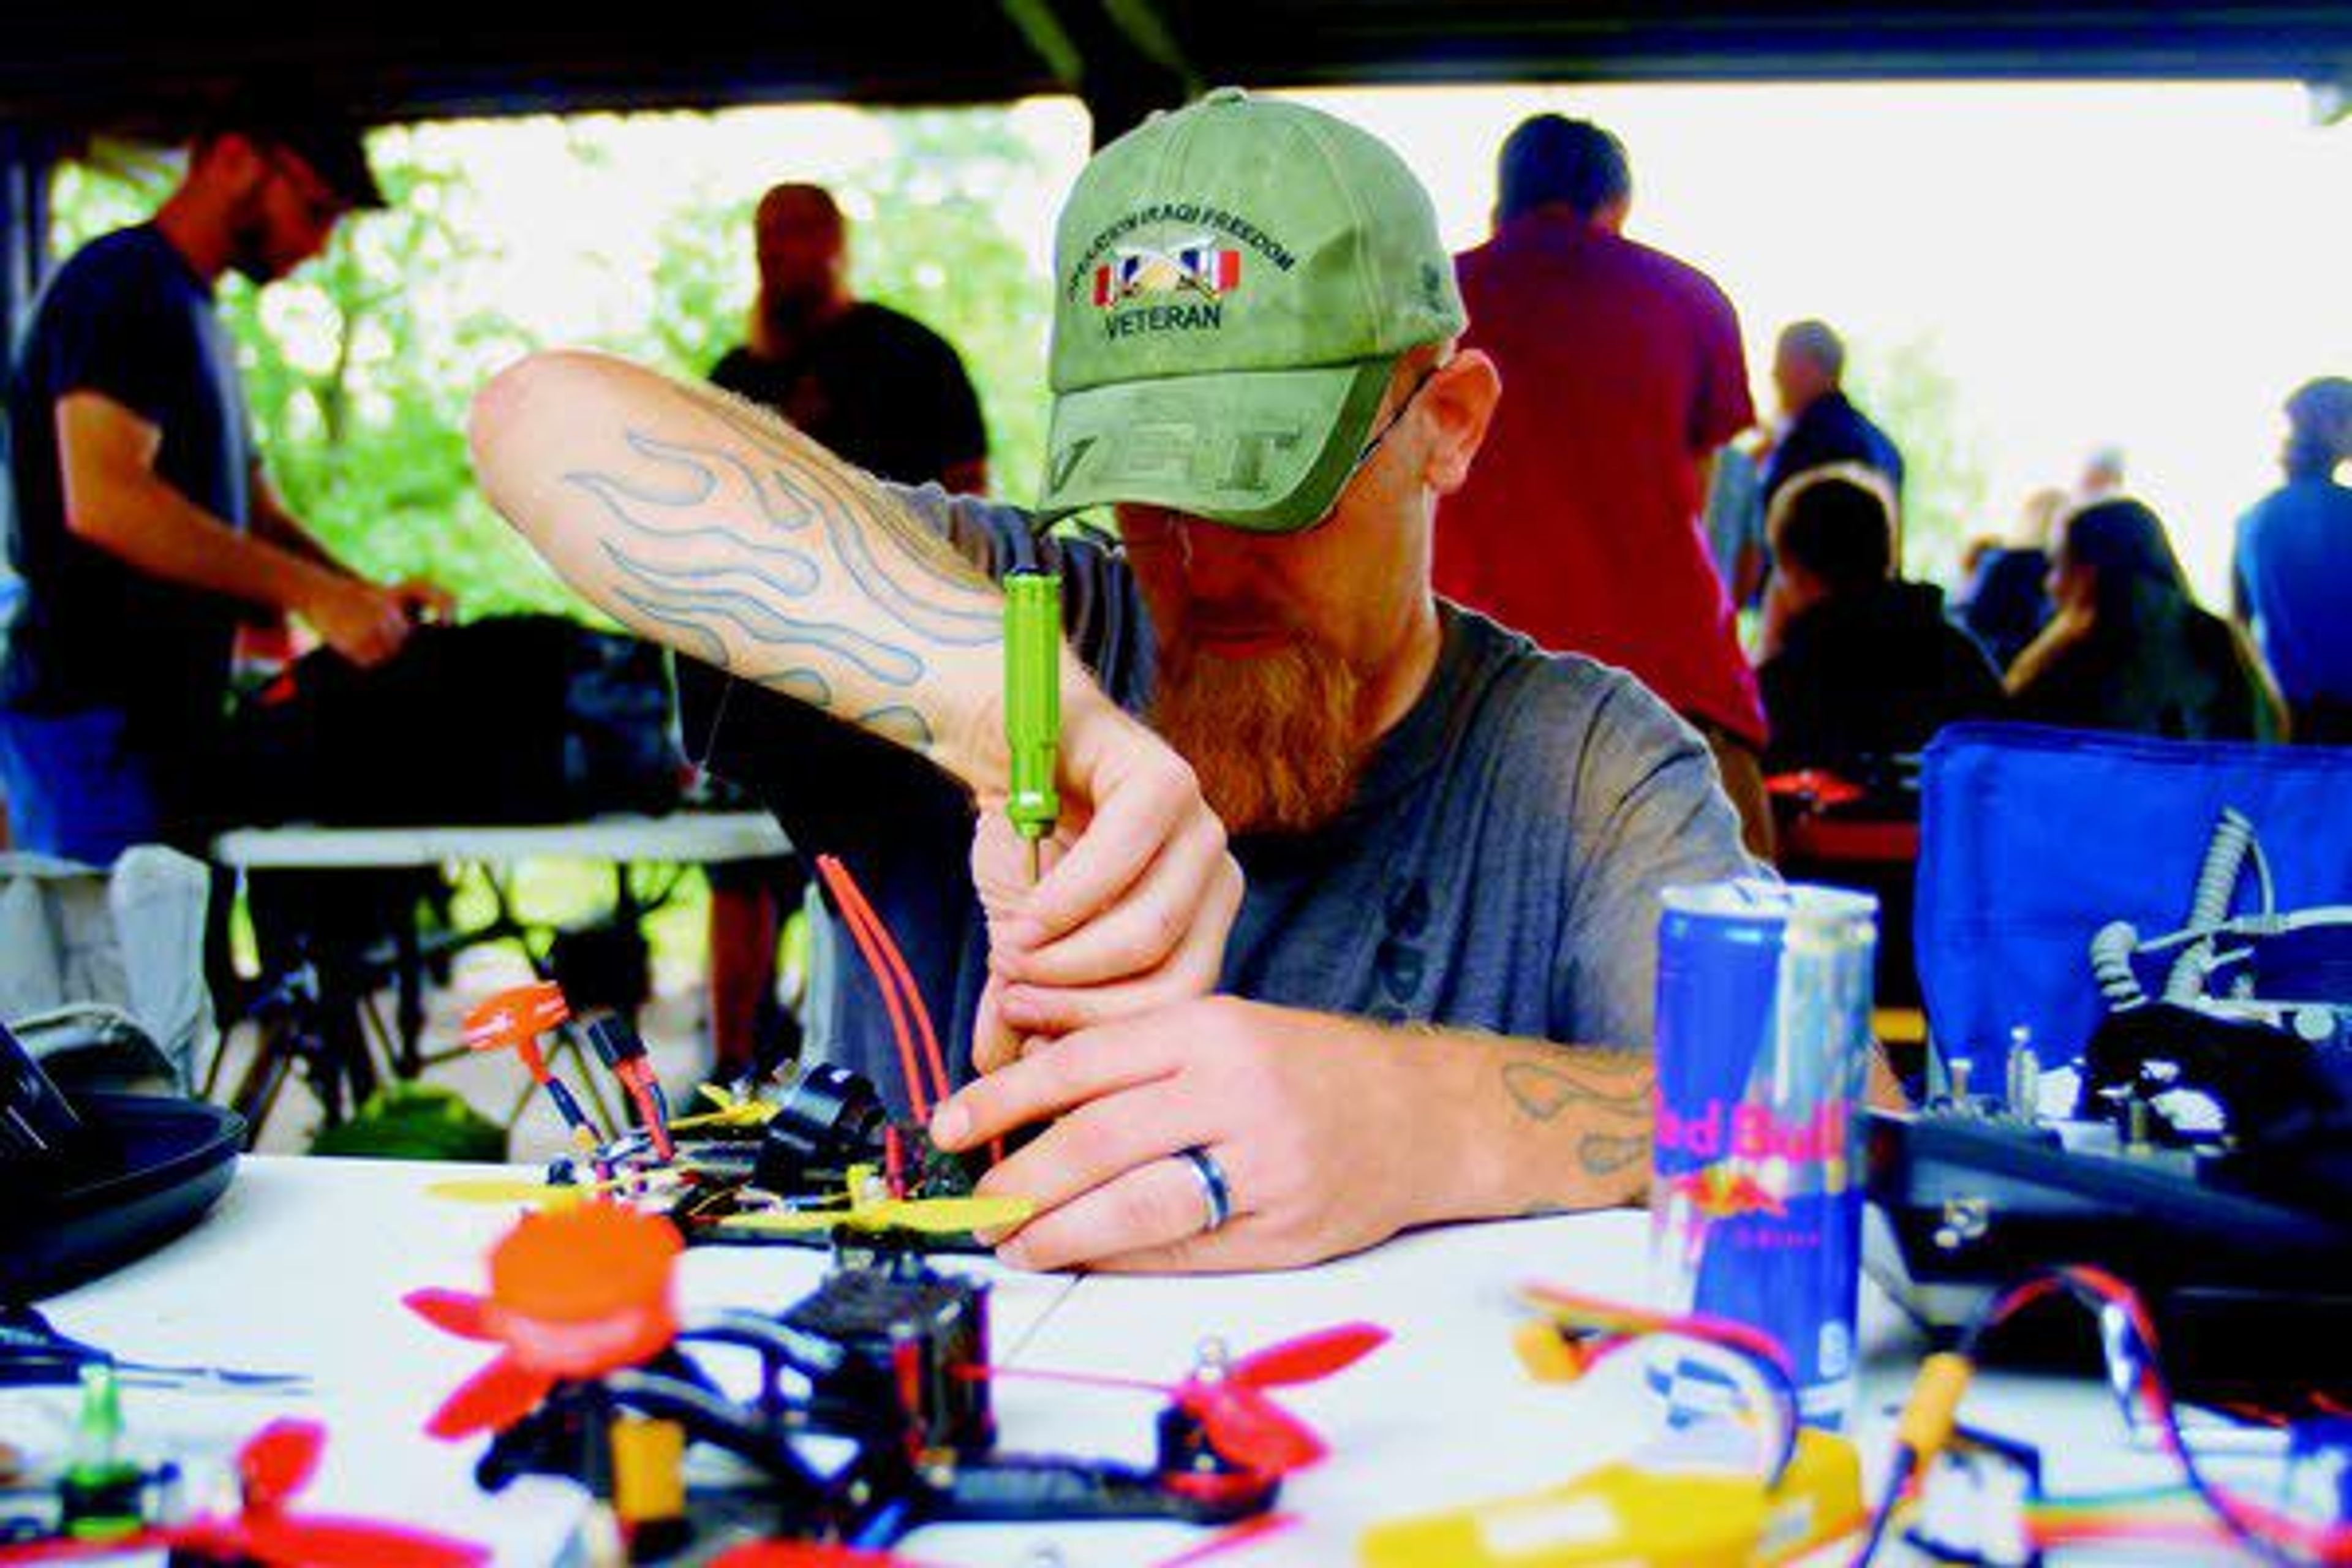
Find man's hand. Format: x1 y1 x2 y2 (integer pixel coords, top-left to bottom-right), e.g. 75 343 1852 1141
297 572 415 668
930 997 1438 1272
968 695 1242 1072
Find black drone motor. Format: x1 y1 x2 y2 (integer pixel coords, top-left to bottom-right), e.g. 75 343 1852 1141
751 1063 888 1196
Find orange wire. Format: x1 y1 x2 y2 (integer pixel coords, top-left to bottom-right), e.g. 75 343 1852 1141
816 853 954 1113
815 855 931 1121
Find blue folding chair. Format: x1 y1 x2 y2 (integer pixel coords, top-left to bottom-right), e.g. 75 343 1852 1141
1915 722 2352 1084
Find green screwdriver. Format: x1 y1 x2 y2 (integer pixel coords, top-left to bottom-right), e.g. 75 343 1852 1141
1003 570 1061 884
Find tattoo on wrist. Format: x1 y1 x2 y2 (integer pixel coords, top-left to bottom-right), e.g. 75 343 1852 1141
1501 1056 1649 1124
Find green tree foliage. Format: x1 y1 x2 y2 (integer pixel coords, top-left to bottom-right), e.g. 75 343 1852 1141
1845 333 1993 589
44 107 1059 616
630 110 1053 507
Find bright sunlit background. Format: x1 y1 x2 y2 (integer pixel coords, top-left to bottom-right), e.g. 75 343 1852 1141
61 79 2352 606
1296 80 2352 599
418 80 2348 599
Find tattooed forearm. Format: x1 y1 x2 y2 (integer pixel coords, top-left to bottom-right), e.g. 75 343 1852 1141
547 393 1012 760
854 706 937 750
685 390 1001 632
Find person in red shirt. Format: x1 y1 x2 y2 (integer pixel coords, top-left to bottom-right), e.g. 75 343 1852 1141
1436 115 1771 854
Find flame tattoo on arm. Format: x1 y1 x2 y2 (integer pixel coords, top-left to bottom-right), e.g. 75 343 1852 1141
1501 1049 1654 1194
558 385 1002 758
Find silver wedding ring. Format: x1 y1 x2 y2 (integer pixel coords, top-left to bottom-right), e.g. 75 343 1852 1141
1178 1145 1232 1234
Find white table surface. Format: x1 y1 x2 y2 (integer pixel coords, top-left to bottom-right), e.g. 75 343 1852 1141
209 812 790 872
18 1157 2237 1566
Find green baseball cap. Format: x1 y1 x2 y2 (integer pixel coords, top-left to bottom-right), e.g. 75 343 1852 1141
1039 88 1465 533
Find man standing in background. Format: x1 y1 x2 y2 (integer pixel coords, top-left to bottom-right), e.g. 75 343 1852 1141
691 181 992 1082
0 107 440 865
1436 115 1773 855
2234 375 2352 744
1760 318 1905 505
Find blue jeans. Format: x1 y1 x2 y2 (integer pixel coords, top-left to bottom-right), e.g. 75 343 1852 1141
0 706 171 866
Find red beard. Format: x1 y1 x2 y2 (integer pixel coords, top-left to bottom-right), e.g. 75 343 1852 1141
1150 635 1370 834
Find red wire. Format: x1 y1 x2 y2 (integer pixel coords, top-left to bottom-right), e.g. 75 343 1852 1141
2017 1267 2352 1566
814 855 930 1121
816 853 953 1114
827 856 953 1110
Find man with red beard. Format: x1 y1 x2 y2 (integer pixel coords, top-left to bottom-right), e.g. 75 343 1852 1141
467 91 1754 1273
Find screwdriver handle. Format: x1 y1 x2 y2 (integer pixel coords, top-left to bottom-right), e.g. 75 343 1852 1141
1005 571 1061 853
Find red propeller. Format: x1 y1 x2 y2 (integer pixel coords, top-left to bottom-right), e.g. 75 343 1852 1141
972 1322 1388 1477
410 1202 683 1440
1172 1324 1387 1474
0 1420 488 1568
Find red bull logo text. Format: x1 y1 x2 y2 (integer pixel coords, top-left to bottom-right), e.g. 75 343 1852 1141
1654 1091 1849 1165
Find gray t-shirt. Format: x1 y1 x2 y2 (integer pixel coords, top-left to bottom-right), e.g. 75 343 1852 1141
688 489 1754 1109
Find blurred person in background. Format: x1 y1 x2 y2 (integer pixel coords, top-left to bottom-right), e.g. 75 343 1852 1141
0 104 442 866
1953 485 2065 672
1437 115 1773 855
1760 318 1904 507
2233 376 2352 744
1757 465 2004 782
686 181 992 1084
2010 497 2280 742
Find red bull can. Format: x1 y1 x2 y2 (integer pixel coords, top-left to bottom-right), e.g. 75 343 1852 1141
1651 880 1877 1431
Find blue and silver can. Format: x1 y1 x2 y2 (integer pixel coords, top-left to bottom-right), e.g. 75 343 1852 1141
1651 879 1877 1431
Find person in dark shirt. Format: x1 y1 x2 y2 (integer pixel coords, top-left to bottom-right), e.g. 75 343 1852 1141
2233 376 2352 742
1952 486 2065 673
692 181 991 1081
1760 319 1905 505
709 183 987 492
2010 497 2280 742
0 108 444 864
1758 466 2005 782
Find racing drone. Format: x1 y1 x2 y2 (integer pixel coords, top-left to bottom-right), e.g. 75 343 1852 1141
408 1202 1383 1564
442 853 1026 1251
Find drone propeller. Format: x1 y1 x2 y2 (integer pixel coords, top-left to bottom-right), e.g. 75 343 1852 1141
411 1204 683 1439
460 981 569 1072
707 1545 922 1568
424 1167 698 1207
713 1193 1034 1239
977 1322 1387 1477
426 1175 597 1206
670 1082 779 1133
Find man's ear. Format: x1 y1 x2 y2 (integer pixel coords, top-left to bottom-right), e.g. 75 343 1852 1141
1419 349 1501 497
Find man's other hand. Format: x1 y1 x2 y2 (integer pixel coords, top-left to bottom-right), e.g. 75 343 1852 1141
930 997 1433 1273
